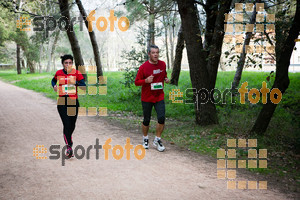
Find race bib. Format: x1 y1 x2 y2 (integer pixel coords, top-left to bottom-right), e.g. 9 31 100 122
62 84 76 94
153 69 163 74
151 82 163 90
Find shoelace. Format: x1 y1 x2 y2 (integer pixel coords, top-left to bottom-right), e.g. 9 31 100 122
66 146 73 155
144 139 149 145
157 140 163 147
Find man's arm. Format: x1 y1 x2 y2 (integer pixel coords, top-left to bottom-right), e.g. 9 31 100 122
135 67 146 86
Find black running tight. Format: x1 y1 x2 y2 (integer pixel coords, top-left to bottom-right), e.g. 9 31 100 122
57 97 79 147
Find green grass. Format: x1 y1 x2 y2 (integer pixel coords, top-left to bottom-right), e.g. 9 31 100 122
0 69 299 184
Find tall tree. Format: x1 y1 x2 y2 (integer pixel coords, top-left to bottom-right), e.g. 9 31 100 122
58 0 85 79
176 0 232 125
231 2 258 91
251 0 300 134
169 10 177 68
148 0 155 47
170 25 184 86
124 0 175 58
16 0 24 74
75 0 103 79
163 15 170 69
47 30 60 72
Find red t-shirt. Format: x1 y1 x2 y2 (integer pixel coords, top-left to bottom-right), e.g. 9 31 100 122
53 68 84 99
135 60 167 103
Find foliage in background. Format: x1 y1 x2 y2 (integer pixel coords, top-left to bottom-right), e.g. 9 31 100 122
120 26 148 93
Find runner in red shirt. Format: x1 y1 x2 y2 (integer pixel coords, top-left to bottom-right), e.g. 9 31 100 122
135 45 169 152
51 54 86 158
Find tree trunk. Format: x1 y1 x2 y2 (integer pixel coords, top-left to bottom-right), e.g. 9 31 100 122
76 0 103 79
53 56 56 72
58 0 86 80
21 59 25 69
177 0 232 125
163 15 170 69
231 3 258 91
169 18 175 68
170 25 184 86
150 0 155 45
50 30 60 72
46 37 52 72
16 44 21 74
251 0 300 134
203 0 217 52
147 0 155 49
27 59 35 73
206 0 232 90
177 0 216 125
16 0 23 75
39 43 43 73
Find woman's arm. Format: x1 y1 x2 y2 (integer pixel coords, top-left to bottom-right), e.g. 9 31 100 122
51 77 58 91
51 77 57 87
76 79 86 86
76 70 86 90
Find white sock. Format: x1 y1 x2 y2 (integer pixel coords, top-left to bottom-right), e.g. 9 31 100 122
155 136 161 141
143 135 148 140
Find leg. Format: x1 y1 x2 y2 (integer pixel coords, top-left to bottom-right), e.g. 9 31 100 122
69 103 79 136
57 105 73 147
155 123 164 138
141 101 153 136
154 100 166 138
153 100 166 152
141 101 153 149
142 123 149 136
68 99 79 146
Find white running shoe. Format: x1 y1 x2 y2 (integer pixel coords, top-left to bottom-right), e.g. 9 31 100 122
153 139 165 152
143 138 149 149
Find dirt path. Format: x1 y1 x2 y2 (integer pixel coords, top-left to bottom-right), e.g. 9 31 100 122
0 80 295 199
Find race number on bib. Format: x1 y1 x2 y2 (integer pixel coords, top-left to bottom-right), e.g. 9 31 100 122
151 82 163 90
62 84 76 94
153 69 161 74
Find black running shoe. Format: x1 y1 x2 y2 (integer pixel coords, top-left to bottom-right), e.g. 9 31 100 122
66 146 73 158
143 139 149 149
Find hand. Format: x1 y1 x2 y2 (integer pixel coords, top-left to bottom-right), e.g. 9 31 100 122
164 77 170 83
69 76 76 85
145 75 154 83
53 85 58 92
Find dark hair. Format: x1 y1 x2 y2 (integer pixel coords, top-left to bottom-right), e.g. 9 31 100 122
61 54 73 64
147 44 159 53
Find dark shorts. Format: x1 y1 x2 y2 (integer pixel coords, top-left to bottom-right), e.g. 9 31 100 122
141 100 165 126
